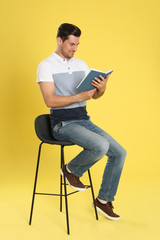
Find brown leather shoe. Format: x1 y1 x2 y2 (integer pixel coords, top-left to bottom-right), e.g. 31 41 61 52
94 198 120 220
60 165 86 191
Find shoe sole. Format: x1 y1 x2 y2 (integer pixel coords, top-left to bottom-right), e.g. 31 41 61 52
92 203 120 221
60 169 86 192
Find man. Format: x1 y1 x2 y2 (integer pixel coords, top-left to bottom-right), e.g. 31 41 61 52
37 23 127 221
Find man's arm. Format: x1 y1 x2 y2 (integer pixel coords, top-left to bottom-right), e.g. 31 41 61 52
39 82 96 108
92 74 110 99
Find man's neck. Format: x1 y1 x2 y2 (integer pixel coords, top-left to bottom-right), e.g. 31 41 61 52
55 50 71 61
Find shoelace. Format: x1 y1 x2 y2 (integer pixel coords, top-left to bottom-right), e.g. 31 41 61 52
108 202 114 209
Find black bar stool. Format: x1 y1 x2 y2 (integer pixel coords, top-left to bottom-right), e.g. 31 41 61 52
29 114 98 234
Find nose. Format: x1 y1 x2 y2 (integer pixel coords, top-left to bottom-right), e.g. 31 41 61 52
73 46 77 52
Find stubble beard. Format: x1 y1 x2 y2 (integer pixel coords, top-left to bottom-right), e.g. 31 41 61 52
61 48 75 60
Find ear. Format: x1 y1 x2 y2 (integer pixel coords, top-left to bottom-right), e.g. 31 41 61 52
57 37 63 46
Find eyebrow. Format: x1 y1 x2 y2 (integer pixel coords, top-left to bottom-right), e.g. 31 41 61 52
70 42 80 45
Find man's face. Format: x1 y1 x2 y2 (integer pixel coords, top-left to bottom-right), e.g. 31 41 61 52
58 35 80 60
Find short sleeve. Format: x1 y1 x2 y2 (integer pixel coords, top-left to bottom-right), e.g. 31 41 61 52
37 61 53 83
80 60 90 76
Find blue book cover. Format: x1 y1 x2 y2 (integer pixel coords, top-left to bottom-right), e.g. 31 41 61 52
76 68 113 91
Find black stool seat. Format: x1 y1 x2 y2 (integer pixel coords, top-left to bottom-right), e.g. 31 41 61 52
29 114 98 235
35 114 74 145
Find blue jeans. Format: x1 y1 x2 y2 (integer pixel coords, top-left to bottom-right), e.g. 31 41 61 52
51 119 127 202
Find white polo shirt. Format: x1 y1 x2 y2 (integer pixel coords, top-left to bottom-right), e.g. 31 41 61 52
37 52 90 127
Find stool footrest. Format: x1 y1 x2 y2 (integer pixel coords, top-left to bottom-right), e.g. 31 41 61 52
35 185 91 197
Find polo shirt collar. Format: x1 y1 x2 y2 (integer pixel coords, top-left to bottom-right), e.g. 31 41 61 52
52 52 73 63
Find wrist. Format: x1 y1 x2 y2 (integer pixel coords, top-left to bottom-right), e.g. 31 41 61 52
74 93 83 102
93 89 105 99
97 88 105 94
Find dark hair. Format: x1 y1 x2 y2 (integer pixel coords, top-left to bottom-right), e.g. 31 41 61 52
57 23 81 42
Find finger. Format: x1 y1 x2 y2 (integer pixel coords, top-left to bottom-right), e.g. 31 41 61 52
88 88 96 93
91 87 96 91
92 81 99 86
92 79 103 85
99 75 105 80
91 82 99 89
94 78 101 83
91 81 98 86
105 74 110 80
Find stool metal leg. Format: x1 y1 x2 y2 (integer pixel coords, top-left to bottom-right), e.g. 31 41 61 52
61 146 70 235
88 169 99 220
60 151 63 212
29 142 43 225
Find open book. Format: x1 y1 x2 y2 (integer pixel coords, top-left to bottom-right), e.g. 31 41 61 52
76 68 113 91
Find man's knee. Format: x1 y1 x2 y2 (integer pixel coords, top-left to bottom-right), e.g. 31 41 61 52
93 139 109 157
117 147 127 166
120 147 127 159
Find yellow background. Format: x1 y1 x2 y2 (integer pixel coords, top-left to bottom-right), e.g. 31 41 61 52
0 0 160 239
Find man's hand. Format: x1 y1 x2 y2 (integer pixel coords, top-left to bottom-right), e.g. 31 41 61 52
78 88 97 101
91 74 110 93
91 74 110 99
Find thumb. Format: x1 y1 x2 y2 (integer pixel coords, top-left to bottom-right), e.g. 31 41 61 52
106 74 110 79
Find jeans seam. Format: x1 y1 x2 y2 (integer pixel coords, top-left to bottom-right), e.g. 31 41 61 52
105 148 118 201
